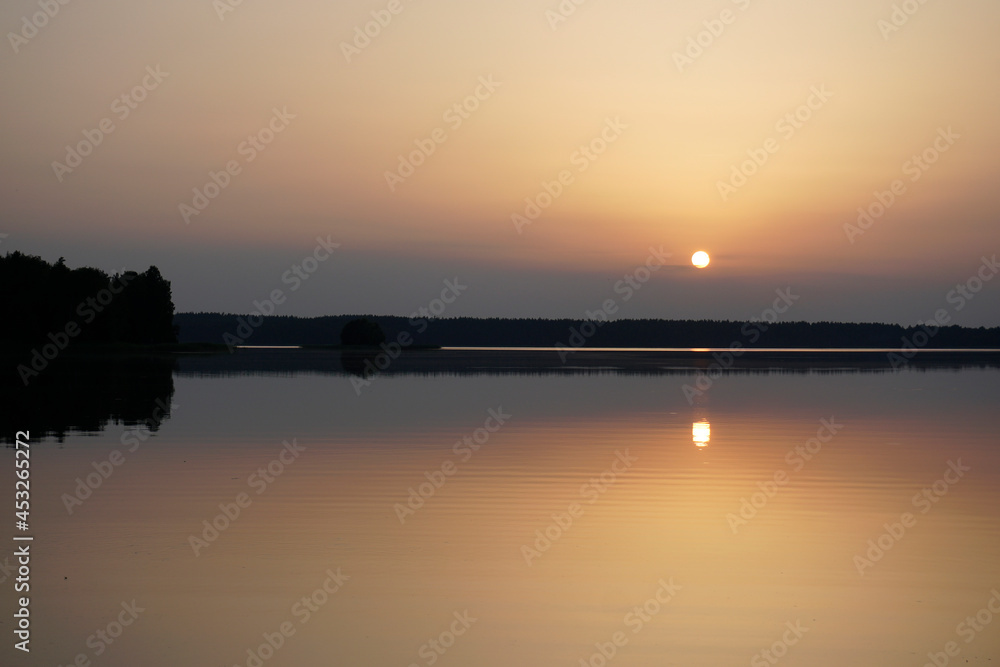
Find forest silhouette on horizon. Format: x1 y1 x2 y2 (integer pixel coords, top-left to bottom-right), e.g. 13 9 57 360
3 251 999 352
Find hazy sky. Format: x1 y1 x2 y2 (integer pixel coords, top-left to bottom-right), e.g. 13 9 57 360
2 0 999 325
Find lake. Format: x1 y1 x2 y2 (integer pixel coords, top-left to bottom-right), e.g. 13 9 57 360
5 349 1000 666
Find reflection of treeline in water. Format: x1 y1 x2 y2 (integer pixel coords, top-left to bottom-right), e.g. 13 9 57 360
0 251 177 348
174 313 1000 349
170 348 1000 380
0 354 176 444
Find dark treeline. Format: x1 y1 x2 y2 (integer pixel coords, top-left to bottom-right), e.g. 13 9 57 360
174 312 1000 349
0 252 177 347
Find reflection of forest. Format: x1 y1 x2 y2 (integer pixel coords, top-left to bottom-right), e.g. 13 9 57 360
4 347 998 444
0 354 176 444
167 347 1000 379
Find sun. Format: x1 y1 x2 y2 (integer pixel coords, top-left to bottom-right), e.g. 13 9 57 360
692 251 711 269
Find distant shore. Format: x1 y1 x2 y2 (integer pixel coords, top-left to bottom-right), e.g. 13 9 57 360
173 313 1000 350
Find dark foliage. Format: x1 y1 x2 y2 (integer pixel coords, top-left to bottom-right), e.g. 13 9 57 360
0 251 178 346
340 317 387 346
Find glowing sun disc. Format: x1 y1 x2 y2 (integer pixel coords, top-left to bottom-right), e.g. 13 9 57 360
692 251 711 269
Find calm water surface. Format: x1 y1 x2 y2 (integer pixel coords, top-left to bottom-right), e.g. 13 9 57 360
6 352 1000 666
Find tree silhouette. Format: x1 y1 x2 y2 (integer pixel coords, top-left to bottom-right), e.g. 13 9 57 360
340 318 386 346
0 251 178 347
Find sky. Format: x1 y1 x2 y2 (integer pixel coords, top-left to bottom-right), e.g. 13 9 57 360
2 0 999 325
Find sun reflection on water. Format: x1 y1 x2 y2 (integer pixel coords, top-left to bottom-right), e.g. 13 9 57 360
693 419 711 448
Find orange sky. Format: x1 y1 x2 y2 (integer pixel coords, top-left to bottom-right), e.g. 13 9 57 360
2 0 999 323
